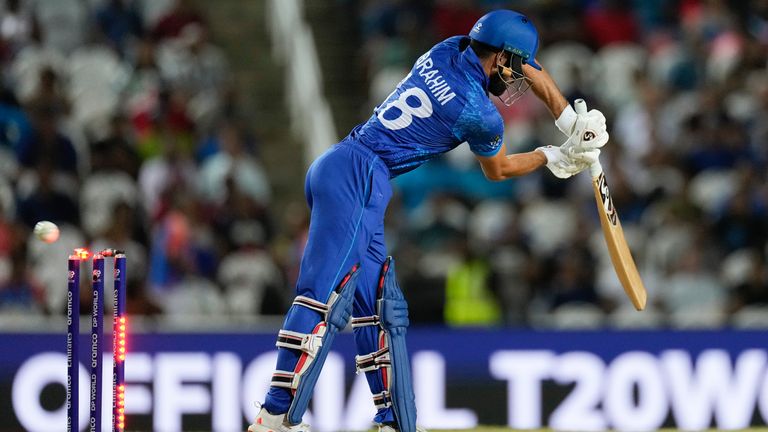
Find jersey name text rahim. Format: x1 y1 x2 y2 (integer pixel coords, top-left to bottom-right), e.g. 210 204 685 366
414 52 456 106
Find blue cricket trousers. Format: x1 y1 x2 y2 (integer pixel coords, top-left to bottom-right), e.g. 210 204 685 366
264 140 396 423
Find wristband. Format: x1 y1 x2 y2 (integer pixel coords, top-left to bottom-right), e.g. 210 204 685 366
535 145 558 164
555 104 577 136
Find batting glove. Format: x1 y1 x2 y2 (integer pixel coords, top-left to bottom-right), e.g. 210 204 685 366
561 116 608 158
536 145 601 179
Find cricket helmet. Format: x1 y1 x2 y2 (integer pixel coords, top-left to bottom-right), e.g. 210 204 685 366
469 10 541 71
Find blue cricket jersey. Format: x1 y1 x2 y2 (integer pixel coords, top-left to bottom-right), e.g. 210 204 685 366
348 36 504 178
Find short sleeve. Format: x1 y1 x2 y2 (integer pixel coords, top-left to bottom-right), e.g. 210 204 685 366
452 99 504 157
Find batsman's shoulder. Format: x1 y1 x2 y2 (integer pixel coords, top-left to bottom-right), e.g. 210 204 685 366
423 36 475 65
433 35 466 51
453 98 504 157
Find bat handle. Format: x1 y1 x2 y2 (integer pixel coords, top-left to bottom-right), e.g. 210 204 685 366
590 161 603 178
574 98 587 115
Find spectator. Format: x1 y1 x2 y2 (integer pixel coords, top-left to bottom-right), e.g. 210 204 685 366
0 0 33 59
32 0 88 54
583 0 640 48
17 108 77 176
431 0 483 40
0 87 30 176
212 175 273 254
95 0 144 57
151 0 205 42
157 23 228 97
132 88 195 160
217 220 285 315
89 114 141 179
543 244 600 311
0 245 46 315
728 251 768 312
123 37 164 127
17 162 79 228
22 66 70 119
90 200 148 278
198 121 270 208
444 240 502 326
714 175 768 252
126 278 163 316
659 246 726 320
137 124 197 218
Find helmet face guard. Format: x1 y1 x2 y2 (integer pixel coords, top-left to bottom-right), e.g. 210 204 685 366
469 10 540 106
495 52 532 106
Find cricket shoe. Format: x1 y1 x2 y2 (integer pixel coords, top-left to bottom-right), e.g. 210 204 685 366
376 423 428 432
247 407 311 432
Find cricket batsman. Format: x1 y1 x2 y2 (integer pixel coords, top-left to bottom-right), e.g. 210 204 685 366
249 9 608 432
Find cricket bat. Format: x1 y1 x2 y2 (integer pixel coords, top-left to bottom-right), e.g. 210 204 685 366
575 100 647 311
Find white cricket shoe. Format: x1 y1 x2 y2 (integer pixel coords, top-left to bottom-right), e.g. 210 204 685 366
376 423 428 432
247 407 311 432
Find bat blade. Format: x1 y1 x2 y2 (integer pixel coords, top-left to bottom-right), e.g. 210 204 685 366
592 172 647 311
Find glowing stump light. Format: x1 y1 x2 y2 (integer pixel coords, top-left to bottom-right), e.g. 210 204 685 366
112 253 127 432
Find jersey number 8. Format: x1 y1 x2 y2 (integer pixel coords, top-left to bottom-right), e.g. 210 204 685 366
378 87 433 131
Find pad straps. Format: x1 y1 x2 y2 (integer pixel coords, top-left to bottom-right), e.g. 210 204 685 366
351 315 380 328
271 370 297 389
373 390 392 409
293 295 329 314
276 329 324 357
355 346 391 373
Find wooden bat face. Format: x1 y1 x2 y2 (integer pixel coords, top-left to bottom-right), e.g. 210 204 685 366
592 173 648 311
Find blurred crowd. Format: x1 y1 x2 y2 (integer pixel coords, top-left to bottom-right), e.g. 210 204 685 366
1 0 767 330
0 0 291 323
357 0 768 328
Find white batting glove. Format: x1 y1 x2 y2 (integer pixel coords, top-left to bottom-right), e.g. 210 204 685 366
536 145 588 179
555 104 578 136
536 145 571 178
537 145 601 179
571 148 601 170
560 99 609 155
556 103 608 139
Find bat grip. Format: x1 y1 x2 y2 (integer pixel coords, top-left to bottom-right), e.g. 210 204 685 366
574 98 587 115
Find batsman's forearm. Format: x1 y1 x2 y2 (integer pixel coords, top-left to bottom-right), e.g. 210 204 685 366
524 64 568 118
484 151 547 181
